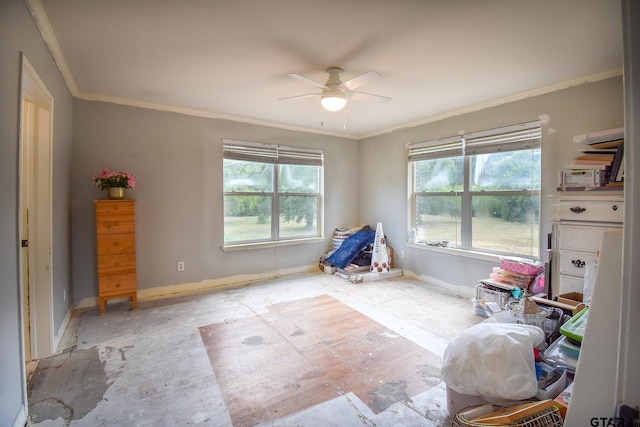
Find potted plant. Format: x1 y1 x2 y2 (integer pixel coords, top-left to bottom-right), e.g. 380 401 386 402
92 168 136 199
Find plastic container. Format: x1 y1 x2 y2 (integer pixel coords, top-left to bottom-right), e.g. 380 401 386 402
513 310 547 329
541 307 564 339
559 336 581 358
471 298 488 317
536 363 568 400
544 336 579 372
475 283 511 308
560 306 589 344
500 256 545 276
507 300 548 330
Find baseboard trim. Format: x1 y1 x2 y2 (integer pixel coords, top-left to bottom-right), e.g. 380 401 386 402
12 404 28 427
75 264 319 309
53 305 72 352
402 269 475 298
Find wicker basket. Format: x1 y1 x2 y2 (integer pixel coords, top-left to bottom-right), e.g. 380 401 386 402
453 401 563 427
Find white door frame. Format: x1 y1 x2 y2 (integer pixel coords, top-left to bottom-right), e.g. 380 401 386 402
618 0 640 411
19 54 55 365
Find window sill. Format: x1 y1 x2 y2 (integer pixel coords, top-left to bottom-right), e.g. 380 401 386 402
406 242 502 263
223 237 325 252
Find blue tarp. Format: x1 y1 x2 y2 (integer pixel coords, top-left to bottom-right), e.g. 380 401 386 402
326 228 376 269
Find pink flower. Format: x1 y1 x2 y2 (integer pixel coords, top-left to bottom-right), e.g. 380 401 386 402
92 168 137 190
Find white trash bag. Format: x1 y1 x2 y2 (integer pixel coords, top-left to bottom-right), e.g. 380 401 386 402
441 322 545 401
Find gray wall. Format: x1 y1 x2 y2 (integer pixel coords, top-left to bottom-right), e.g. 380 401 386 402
72 101 359 302
0 0 74 425
360 76 624 290
72 77 624 303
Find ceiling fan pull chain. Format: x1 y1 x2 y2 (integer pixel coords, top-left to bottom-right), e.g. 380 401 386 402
343 104 347 130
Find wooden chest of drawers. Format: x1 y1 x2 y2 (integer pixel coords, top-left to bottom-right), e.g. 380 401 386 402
95 199 137 313
549 194 623 296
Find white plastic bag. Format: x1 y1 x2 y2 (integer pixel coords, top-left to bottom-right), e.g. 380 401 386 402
441 322 545 401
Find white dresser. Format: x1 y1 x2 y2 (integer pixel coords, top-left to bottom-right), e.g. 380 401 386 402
549 193 624 296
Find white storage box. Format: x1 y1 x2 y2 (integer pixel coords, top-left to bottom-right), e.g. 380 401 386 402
558 169 606 187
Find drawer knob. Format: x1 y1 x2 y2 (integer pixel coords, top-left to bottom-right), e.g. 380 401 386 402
570 206 586 214
612 205 618 211
571 259 586 268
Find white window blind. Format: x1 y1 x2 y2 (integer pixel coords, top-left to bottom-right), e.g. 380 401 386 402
464 121 541 155
407 121 541 161
223 139 323 166
407 136 463 162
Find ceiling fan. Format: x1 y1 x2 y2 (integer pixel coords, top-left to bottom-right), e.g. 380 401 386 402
280 67 390 112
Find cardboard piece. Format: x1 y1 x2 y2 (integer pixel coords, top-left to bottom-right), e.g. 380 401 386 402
532 296 586 316
557 292 583 306
554 381 574 418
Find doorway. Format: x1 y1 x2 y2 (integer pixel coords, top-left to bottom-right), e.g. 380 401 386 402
19 55 55 373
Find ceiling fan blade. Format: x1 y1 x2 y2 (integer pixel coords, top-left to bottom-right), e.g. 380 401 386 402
340 70 381 91
347 91 391 104
278 93 320 101
287 73 327 89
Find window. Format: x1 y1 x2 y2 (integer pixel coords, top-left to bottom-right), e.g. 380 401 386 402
408 121 541 257
223 140 323 246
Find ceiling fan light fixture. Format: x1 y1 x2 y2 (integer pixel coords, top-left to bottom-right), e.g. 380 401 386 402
320 88 347 112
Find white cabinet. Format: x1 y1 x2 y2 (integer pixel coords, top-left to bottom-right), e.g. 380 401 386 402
549 194 624 296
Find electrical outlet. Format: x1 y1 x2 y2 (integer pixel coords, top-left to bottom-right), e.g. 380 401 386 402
177 261 185 272
400 250 405 258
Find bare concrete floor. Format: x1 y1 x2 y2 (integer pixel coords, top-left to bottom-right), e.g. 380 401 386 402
27 273 481 426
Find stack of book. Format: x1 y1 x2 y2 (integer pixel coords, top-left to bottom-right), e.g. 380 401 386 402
559 127 624 189
331 227 356 251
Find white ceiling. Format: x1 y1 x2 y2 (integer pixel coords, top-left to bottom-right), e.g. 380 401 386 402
33 0 623 139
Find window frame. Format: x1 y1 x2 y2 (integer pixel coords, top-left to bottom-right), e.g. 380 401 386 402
222 139 324 250
408 121 541 258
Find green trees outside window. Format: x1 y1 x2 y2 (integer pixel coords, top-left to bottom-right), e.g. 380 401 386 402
223 147 322 244
410 122 541 257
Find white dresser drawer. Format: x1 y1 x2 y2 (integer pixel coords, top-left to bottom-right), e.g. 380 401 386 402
558 274 586 294
549 193 623 298
559 250 599 277
552 199 624 223
559 224 623 252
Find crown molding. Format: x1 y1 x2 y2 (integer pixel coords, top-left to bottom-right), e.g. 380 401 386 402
26 0 79 96
361 68 624 140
